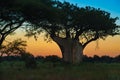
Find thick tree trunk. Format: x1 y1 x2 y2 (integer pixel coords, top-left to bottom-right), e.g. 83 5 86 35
52 36 83 63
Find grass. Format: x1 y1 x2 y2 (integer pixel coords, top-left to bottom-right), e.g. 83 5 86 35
0 61 120 80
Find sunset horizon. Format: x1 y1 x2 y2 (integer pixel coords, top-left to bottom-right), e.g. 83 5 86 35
2 0 119 58
1 0 120 79
6 29 120 57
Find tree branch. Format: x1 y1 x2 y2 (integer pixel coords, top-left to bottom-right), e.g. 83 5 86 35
65 28 70 38
0 35 5 46
3 20 24 37
1 22 13 32
83 31 99 49
74 29 83 40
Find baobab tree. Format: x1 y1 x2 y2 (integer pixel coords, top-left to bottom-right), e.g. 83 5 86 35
0 0 119 64
24 1 120 63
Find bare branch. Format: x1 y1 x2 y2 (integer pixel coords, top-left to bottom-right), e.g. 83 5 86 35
3 20 24 36
83 31 99 49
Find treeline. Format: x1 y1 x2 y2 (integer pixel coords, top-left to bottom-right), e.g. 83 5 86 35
83 55 120 63
1 55 120 63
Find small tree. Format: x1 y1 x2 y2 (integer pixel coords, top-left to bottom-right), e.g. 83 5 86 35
0 39 27 56
0 0 25 47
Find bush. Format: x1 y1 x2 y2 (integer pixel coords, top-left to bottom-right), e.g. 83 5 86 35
45 55 62 62
21 52 37 69
35 56 44 62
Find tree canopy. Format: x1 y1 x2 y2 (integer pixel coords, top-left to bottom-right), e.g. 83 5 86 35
24 1 120 48
0 0 120 63
21 1 120 63
0 0 25 46
1 0 119 47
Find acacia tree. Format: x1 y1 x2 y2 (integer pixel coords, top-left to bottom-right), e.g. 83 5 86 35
1 39 27 56
0 0 25 47
24 1 119 63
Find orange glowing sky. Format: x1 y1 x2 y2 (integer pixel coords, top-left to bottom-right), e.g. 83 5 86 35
6 29 120 57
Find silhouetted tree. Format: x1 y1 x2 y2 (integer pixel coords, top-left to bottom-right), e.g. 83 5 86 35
24 1 120 63
0 39 27 56
21 2 119 63
0 0 25 47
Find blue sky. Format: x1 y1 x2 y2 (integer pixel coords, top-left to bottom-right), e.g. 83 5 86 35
59 0 120 25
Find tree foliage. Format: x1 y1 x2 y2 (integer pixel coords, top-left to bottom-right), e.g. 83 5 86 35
24 1 120 48
1 0 119 47
0 0 25 46
20 1 120 63
0 0 119 63
0 39 27 56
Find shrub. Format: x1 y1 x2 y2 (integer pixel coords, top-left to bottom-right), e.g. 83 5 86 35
45 55 62 62
21 52 37 69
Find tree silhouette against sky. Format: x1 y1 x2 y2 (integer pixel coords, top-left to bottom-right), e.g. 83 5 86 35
23 1 119 63
0 0 25 46
0 0 120 63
